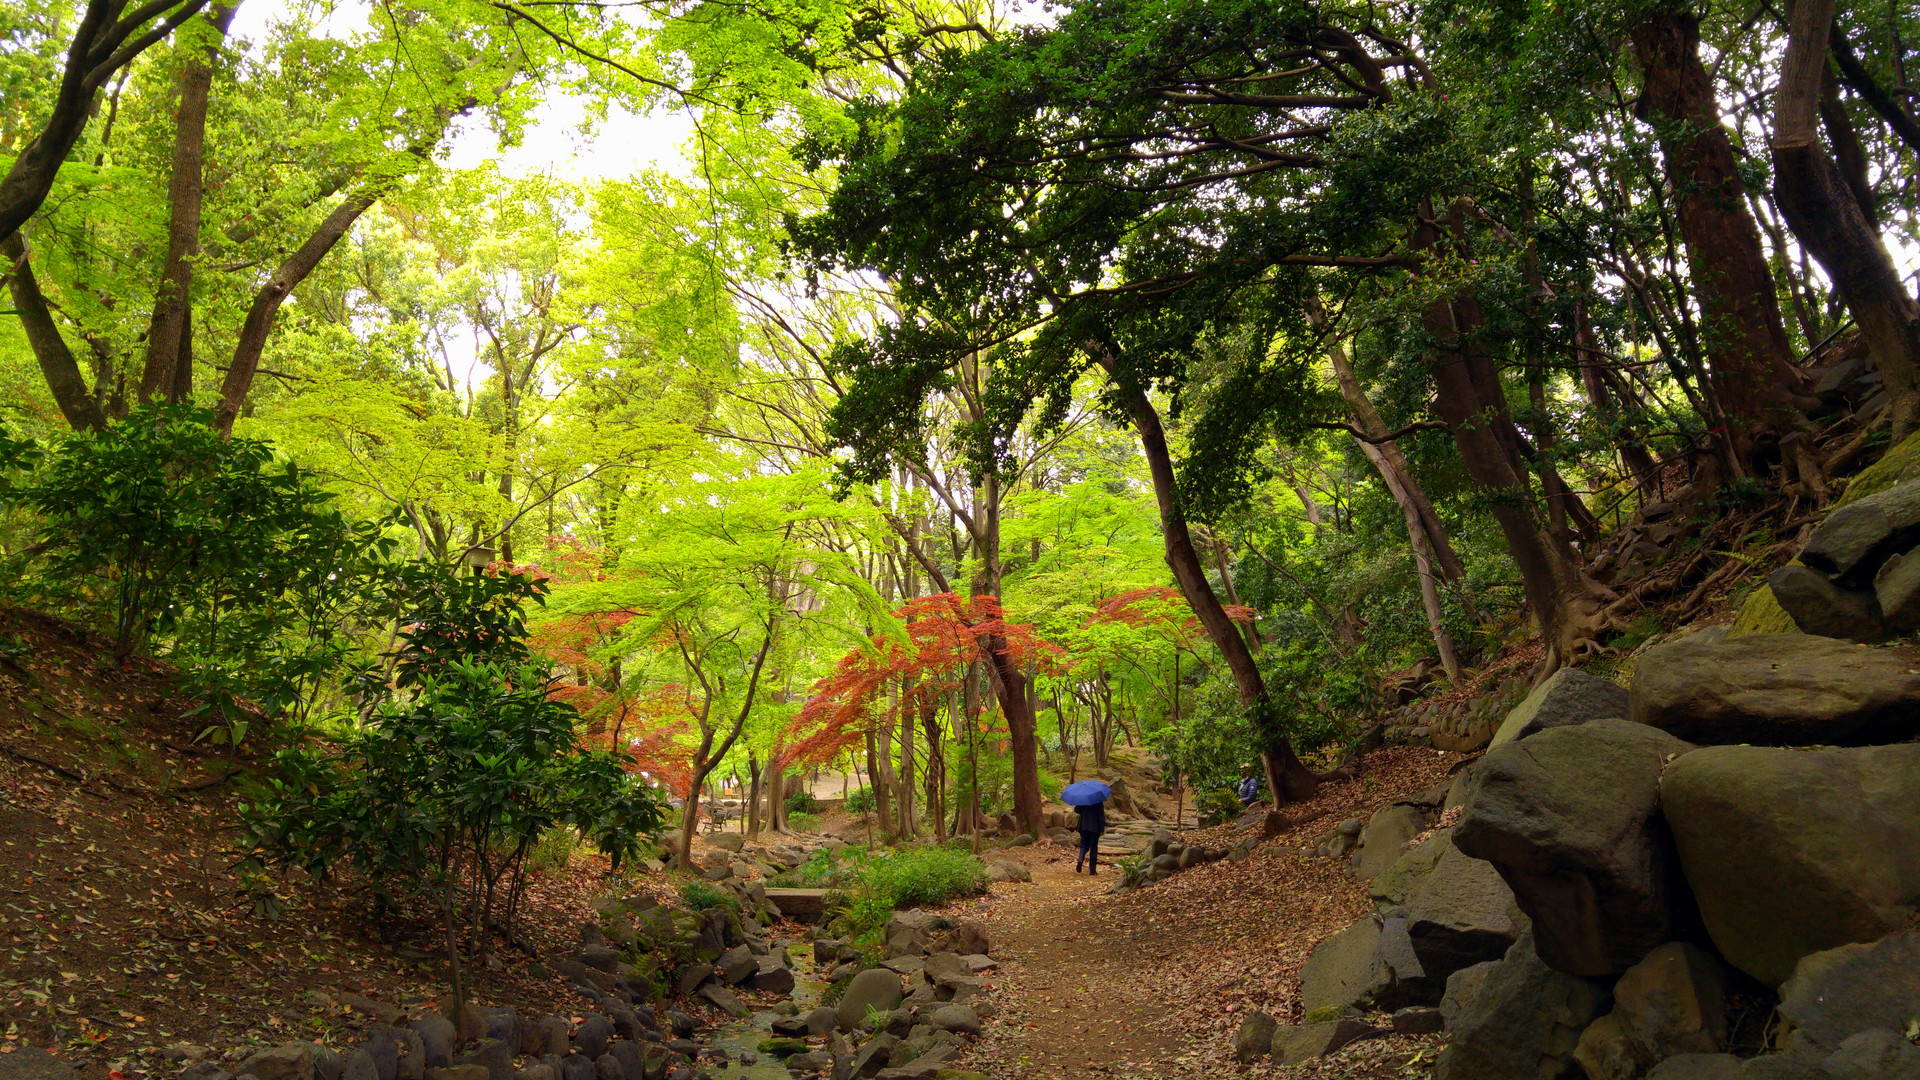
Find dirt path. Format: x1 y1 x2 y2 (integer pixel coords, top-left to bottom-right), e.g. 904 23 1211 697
943 749 1464 1080
963 848 1169 1078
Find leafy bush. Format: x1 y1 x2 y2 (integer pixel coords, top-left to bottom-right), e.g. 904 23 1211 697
784 790 823 814
816 846 988 953
1198 787 1242 826
788 811 821 833
528 828 579 874
844 786 875 813
864 846 988 909
241 568 669 1014
0 407 404 749
679 879 737 912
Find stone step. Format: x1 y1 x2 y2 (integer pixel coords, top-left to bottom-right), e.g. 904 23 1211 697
763 888 830 920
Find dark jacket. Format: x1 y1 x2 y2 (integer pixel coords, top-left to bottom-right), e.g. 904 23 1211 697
1076 799 1107 836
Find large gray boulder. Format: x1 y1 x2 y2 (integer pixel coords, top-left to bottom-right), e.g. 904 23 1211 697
1454 719 1694 976
836 969 906 1032
1572 943 1730 1080
1299 916 1393 1013
1399 834 1527 984
1769 565 1888 641
1361 829 1525 1005
1776 932 1920 1055
1802 477 1920 579
1353 804 1425 881
1661 745 1920 984
1489 668 1630 748
1433 933 1611 1080
1823 1029 1920 1080
1628 633 1920 746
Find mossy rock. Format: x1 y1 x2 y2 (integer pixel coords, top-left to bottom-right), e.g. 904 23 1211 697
756 1037 810 1056
1727 574 1805 638
1837 429 1920 506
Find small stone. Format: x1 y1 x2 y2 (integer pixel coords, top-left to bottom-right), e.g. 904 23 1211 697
926 1005 979 1035
239 1044 321 1080
1390 1007 1445 1035
411 1017 457 1070
1233 1012 1277 1063
697 983 749 1018
1823 1028 1920 1080
1269 1020 1378 1064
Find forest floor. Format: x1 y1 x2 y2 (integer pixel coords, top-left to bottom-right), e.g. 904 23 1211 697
935 747 1462 1080
0 599 1510 1080
0 607 697 1080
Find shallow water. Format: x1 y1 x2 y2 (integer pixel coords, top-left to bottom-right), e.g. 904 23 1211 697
701 976 830 1080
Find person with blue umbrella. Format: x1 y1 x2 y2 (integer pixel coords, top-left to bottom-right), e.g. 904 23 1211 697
1061 779 1111 875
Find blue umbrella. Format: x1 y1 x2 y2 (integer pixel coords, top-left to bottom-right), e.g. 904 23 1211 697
1060 780 1112 806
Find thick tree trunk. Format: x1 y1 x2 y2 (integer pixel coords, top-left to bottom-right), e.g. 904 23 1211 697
3 234 107 431
140 4 237 404
212 189 378 431
1424 280 1606 675
1094 351 1320 802
1631 8 1812 466
1772 0 1920 439
0 0 212 245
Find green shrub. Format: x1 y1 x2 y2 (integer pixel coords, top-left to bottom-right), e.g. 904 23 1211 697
844 786 875 813
1198 787 1242 826
788 811 821 833
784 790 823 814
528 828 579 874
862 846 988 909
679 879 737 911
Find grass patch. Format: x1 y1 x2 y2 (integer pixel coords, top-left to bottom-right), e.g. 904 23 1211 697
816 846 990 954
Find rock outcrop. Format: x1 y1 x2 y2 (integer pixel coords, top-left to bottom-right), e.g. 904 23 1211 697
1660 744 1920 984
1433 933 1610 1080
1455 720 1694 976
1488 668 1630 747
1628 632 1920 746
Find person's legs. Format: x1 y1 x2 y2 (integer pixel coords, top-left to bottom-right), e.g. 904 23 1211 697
1077 831 1095 873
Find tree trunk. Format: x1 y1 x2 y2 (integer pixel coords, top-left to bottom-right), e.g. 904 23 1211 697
1771 0 1920 439
1311 306 1469 586
3 234 107 431
1419 220 1606 675
140 4 238 404
1631 7 1812 465
898 682 917 837
1357 435 1464 682
212 189 379 432
0 0 213 245
1092 349 1321 802
745 750 762 838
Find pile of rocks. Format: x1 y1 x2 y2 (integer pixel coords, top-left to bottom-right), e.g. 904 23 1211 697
175 998 721 1080
1771 475 1920 640
1237 627 1920 1078
1380 677 1530 751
